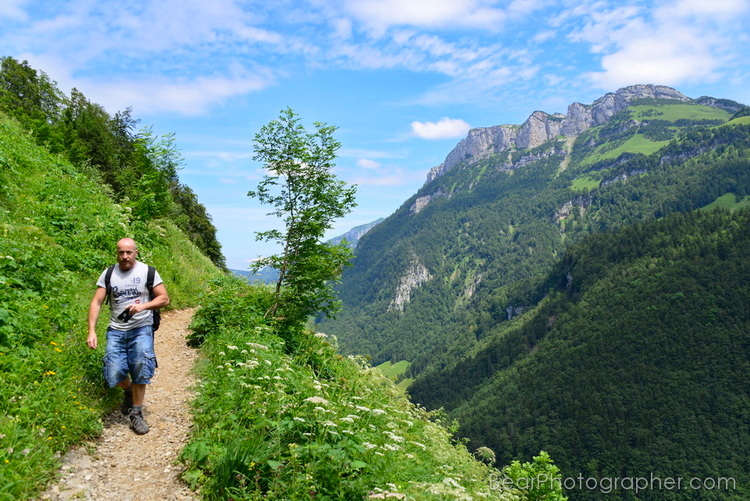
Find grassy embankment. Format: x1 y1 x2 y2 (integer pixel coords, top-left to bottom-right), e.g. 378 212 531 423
0 113 221 499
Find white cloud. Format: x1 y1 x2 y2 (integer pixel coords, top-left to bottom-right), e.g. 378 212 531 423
411 118 471 140
0 0 27 20
79 67 275 116
357 158 381 169
573 0 749 90
344 0 507 31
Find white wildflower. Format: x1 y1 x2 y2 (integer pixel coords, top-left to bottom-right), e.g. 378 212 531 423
304 396 329 405
293 417 306 423
371 408 387 416
227 345 238 350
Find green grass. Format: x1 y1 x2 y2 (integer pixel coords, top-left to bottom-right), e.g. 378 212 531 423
180 277 527 500
629 104 731 122
724 116 750 126
700 192 750 211
580 134 671 167
570 174 601 192
376 360 411 379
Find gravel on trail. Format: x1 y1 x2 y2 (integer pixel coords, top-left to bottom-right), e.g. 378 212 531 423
42 308 199 501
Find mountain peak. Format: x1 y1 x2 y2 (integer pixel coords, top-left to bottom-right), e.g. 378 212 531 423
426 84 690 183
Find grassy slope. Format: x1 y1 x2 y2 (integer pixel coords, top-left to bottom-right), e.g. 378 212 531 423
180 277 520 500
0 113 222 499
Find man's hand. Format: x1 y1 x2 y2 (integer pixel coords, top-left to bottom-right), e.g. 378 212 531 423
87 331 98 350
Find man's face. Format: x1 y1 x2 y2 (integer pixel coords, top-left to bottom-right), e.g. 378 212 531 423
117 243 138 271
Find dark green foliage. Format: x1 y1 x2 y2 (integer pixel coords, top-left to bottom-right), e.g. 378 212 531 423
439 209 750 500
0 57 64 145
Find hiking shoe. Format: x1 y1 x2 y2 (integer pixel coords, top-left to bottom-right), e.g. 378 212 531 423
129 411 149 435
120 387 133 416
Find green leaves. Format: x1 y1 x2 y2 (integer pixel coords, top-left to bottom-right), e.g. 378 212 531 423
249 108 357 323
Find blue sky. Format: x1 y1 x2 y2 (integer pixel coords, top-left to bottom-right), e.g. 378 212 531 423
2 0 749 269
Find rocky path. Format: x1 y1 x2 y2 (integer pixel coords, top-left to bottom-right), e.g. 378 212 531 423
42 309 199 500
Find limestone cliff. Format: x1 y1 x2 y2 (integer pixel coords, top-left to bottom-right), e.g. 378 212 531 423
427 84 692 183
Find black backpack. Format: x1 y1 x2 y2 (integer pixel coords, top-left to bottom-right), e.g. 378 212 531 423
104 264 160 331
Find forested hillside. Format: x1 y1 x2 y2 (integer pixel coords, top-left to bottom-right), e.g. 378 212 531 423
320 86 750 499
412 208 750 500
324 91 749 378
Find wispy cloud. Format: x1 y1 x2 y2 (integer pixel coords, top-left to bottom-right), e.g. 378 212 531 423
343 0 507 32
572 0 750 89
0 0 28 20
78 66 275 116
357 158 382 169
411 118 471 140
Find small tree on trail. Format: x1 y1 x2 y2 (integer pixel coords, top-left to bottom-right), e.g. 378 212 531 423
249 107 357 324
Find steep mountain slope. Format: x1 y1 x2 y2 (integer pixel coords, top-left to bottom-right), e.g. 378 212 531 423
415 208 750 500
321 85 747 378
319 85 750 499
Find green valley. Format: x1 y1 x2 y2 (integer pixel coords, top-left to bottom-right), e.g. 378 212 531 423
321 86 750 499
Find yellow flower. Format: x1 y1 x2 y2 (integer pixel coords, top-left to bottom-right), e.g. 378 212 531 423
54 348 62 353
50 341 57 345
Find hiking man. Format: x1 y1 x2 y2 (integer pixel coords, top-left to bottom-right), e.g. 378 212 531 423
87 237 169 435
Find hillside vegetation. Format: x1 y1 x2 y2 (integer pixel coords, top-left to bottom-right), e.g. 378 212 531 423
180 276 530 500
414 209 750 500
0 111 222 498
321 90 750 499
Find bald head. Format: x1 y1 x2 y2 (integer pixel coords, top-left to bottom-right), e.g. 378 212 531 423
116 238 139 271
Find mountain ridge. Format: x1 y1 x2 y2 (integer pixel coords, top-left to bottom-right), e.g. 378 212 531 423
426 84 729 183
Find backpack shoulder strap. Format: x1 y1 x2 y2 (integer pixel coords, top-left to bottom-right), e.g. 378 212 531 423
146 265 155 298
104 264 116 305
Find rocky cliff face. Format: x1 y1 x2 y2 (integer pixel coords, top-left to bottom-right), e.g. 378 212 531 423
427 84 692 183
388 256 433 312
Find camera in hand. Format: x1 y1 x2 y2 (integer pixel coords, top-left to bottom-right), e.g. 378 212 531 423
117 309 133 322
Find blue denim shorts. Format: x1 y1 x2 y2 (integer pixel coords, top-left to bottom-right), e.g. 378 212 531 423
102 325 157 387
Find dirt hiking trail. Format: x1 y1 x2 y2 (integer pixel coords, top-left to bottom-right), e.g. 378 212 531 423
42 309 199 500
